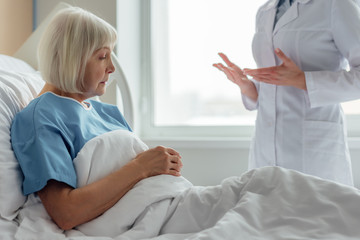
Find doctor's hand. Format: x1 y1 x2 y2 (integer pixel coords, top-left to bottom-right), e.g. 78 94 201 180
213 53 258 102
243 48 307 90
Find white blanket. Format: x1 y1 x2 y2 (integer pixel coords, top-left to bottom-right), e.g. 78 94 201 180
14 130 360 240
73 130 193 238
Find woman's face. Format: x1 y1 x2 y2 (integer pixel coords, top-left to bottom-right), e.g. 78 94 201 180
82 47 115 99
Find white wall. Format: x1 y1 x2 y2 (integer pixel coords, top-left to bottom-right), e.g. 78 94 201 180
143 139 250 186
36 0 360 189
36 0 117 28
0 0 32 55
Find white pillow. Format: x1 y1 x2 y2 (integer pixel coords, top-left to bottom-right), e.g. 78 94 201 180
0 54 36 73
0 68 44 220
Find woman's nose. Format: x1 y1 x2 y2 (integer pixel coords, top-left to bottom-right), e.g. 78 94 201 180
108 59 115 74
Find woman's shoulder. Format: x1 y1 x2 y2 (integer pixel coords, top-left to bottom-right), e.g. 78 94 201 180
14 92 79 126
10 94 51 144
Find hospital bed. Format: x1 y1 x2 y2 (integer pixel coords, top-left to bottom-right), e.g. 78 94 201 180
2 2 360 240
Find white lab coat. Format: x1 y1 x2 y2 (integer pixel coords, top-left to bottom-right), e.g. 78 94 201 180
244 0 360 186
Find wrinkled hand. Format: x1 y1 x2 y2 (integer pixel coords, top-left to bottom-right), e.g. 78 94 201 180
243 48 307 90
134 146 183 177
213 53 258 101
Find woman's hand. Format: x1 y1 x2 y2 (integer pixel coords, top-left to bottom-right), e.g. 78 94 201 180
133 146 183 177
38 146 183 230
243 48 307 90
213 53 258 102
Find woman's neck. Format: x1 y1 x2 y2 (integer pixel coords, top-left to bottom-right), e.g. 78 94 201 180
38 83 87 103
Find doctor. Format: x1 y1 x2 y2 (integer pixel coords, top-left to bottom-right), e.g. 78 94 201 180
214 0 360 186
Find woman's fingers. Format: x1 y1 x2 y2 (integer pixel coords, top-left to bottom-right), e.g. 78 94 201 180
168 169 181 176
166 154 182 176
158 147 183 175
166 147 181 157
134 146 184 177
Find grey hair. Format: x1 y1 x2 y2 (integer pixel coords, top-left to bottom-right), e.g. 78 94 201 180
38 7 117 93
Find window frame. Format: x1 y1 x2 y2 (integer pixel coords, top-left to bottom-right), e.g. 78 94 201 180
140 0 257 138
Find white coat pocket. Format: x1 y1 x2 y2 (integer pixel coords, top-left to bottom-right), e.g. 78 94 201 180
302 120 348 180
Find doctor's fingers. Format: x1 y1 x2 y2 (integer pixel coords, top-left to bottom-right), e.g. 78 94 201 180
243 66 279 76
222 58 244 74
213 63 234 80
221 67 244 86
252 75 282 85
218 53 244 71
218 52 234 66
214 61 243 74
274 48 292 65
214 63 246 82
252 72 299 87
226 68 249 87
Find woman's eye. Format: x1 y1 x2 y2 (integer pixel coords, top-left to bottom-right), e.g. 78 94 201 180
99 55 107 60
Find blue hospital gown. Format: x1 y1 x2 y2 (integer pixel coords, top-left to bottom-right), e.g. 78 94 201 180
11 92 131 195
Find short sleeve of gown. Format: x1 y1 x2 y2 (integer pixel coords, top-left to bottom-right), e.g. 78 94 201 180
11 114 77 195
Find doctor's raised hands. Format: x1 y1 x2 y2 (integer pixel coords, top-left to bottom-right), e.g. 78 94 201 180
243 48 307 91
213 53 258 102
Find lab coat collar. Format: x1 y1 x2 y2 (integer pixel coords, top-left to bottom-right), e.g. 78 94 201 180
262 0 280 11
259 0 313 66
297 0 312 4
261 0 312 11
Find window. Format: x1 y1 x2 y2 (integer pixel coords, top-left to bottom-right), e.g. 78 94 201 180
342 101 360 137
141 0 360 138
142 0 263 137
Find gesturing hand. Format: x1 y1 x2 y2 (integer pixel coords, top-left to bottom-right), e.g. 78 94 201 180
213 53 258 101
213 53 249 88
243 48 307 90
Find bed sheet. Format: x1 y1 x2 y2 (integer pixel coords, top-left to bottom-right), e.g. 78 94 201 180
12 130 360 240
0 217 18 240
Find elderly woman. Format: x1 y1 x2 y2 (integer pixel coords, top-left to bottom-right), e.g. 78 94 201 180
10 7 183 230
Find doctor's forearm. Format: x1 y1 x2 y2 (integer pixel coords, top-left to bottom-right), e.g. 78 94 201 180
240 80 258 102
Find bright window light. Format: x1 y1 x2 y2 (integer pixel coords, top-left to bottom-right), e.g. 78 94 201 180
151 0 265 127
147 0 360 136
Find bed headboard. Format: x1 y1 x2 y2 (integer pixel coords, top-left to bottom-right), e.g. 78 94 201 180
13 2 134 129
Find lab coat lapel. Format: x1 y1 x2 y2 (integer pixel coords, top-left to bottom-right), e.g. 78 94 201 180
259 0 278 66
273 0 312 35
264 5 277 47
261 0 278 39
273 1 299 35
